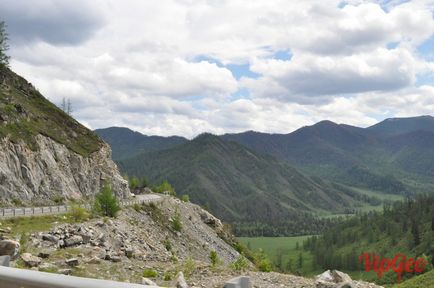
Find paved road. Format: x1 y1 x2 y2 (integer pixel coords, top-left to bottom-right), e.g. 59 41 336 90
0 194 162 219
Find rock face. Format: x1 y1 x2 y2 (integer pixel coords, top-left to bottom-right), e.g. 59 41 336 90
0 134 129 204
0 65 129 204
0 239 20 260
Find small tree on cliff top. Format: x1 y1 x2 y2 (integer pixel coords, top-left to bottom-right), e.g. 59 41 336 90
0 21 10 66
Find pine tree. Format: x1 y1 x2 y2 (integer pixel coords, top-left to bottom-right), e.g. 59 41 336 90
0 21 10 66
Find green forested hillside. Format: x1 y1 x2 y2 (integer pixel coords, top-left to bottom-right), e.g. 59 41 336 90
118 133 381 236
304 194 434 285
223 116 434 195
95 127 187 160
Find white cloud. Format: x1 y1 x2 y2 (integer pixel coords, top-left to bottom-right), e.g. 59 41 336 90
4 0 434 137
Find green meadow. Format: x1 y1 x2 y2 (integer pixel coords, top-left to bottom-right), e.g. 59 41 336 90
238 236 320 276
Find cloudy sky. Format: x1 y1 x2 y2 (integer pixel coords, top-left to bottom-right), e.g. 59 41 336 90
2 0 434 137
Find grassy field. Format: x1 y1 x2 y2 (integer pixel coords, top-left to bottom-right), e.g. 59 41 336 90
238 236 320 276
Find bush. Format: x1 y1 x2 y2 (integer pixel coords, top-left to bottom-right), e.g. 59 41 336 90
181 257 196 277
163 238 172 251
163 271 173 281
93 184 120 217
129 177 140 189
254 249 272 272
171 211 182 232
67 204 90 222
143 268 158 278
209 250 220 267
230 256 249 271
180 194 190 202
154 180 176 196
133 203 142 212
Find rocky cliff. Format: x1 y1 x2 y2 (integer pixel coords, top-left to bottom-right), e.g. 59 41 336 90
0 65 129 204
0 134 129 204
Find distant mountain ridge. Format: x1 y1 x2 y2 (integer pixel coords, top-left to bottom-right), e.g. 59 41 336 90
118 133 381 235
222 116 434 194
99 115 434 235
95 127 187 160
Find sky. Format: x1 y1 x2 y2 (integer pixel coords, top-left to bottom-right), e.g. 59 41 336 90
2 0 434 138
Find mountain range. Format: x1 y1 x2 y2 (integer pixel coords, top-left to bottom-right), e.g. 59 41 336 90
116 133 380 235
94 116 434 234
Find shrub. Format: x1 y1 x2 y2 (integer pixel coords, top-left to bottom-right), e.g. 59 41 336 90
163 271 173 281
230 255 249 271
154 180 176 196
182 257 196 277
171 211 182 232
163 238 172 251
180 194 190 202
254 249 272 272
143 268 158 278
129 177 140 189
93 184 120 217
209 250 220 267
133 203 142 212
52 195 64 205
67 204 90 222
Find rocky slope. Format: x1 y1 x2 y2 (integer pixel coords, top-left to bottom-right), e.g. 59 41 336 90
0 65 129 205
0 195 384 288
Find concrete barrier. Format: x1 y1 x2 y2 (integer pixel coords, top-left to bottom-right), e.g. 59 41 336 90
0 266 160 288
224 276 252 288
0 256 9 267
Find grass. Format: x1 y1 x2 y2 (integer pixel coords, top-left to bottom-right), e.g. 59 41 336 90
0 215 71 236
238 236 319 276
391 269 434 288
0 66 102 157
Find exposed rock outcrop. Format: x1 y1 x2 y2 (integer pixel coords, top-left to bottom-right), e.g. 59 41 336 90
0 65 129 204
0 134 129 204
0 239 20 260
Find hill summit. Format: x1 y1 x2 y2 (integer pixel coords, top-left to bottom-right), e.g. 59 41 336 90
0 65 128 205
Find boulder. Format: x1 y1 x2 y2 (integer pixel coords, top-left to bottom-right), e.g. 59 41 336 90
64 235 83 247
315 270 353 288
0 240 20 260
142 277 158 286
42 234 58 243
0 227 11 234
21 253 42 267
38 262 57 272
38 249 53 259
65 258 79 267
173 271 189 288
110 255 122 263
58 268 72 275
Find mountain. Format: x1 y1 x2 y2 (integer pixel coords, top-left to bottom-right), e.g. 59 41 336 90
223 116 434 195
223 121 408 195
118 133 379 235
367 115 434 137
95 127 187 160
0 65 129 205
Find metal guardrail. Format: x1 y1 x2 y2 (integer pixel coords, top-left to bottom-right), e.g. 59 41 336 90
0 266 159 288
0 195 162 219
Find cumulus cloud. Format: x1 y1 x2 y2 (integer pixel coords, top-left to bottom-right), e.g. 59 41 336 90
0 0 107 45
3 0 434 137
248 47 416 97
